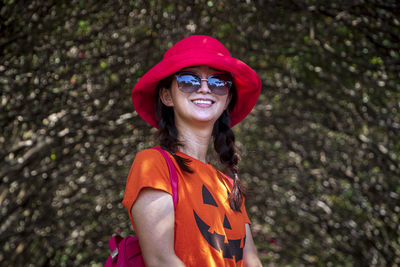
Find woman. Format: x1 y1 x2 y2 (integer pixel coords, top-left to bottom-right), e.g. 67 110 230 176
122 35 262 266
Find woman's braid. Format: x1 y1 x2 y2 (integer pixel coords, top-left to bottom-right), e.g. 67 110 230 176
213 110 246 212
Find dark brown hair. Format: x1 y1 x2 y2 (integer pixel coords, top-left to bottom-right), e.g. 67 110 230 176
154 75 246 211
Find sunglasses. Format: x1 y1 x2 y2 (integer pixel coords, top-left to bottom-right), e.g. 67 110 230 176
175 71 232 96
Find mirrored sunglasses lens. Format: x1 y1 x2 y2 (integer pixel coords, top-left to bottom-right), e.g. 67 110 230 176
177 74 200 93
208 77 231 95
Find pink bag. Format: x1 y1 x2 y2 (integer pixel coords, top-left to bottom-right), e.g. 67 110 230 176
105 147 178 267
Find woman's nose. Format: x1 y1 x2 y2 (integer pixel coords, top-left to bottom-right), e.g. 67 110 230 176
196 78 211 94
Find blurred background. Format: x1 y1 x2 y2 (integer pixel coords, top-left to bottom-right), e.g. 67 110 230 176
1 0 399 266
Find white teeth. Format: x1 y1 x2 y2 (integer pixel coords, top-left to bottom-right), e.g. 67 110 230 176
193 100 212 105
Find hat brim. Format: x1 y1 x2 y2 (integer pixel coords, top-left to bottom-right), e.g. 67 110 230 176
132 50 261 128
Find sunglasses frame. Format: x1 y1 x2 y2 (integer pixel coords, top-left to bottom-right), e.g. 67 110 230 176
175 71 233 96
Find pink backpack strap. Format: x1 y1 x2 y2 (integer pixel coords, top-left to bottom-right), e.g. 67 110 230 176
152 147 178 209
107 235 123 264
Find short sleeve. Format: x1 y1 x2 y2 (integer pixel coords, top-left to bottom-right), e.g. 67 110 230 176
122 148 172 229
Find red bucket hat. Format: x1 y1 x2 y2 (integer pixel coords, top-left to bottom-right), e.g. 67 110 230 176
132 35 261 128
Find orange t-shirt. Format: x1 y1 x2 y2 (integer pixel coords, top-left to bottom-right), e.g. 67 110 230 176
122 148 250 266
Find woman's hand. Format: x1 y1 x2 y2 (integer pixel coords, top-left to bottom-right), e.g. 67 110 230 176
131 188 186 267
243 223 263 267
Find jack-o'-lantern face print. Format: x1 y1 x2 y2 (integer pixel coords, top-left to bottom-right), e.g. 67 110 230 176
193 185 246 262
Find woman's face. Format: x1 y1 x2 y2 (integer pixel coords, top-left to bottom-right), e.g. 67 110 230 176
160 65 232 129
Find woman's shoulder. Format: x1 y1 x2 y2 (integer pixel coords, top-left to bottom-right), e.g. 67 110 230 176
135 146 164 158
128 147 173 180
132 147 166 165
216 169 234 187
133 146 178 167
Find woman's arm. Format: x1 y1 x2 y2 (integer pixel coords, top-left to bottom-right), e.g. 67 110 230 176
131 188 186 267
243 223 263 267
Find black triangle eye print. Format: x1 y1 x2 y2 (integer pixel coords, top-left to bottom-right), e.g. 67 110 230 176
202 185 218 207
223 214 232 230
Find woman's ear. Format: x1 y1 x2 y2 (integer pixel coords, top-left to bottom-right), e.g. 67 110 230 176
160 88 174 107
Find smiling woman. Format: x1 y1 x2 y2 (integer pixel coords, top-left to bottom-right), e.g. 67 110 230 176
121 35 262 267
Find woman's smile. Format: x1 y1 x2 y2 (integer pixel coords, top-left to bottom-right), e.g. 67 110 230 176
191 98 215 108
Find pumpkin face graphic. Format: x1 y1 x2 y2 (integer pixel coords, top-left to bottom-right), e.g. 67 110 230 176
193 185 246 262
